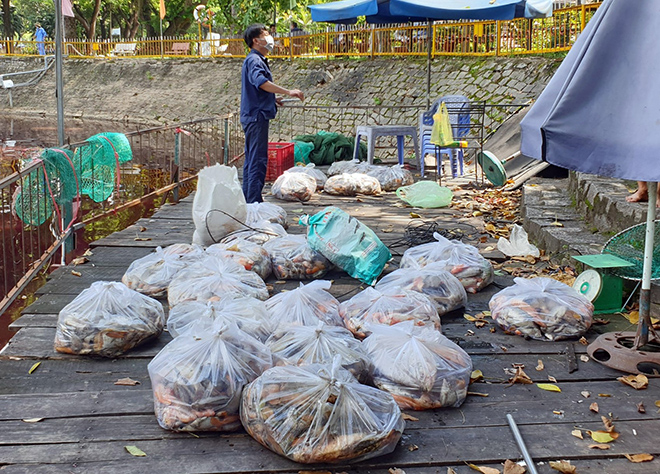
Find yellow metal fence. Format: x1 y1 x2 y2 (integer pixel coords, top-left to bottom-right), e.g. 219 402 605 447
1 4 598 60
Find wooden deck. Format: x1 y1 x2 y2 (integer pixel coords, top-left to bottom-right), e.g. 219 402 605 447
1 190 659 474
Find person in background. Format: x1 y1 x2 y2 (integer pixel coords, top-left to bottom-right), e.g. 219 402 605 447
34 23 47 55
626 182 660 207
290 21 304 36
240 24 304 203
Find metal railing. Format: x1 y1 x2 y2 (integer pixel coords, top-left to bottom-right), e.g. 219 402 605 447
0 3 600 60
0 114 244 316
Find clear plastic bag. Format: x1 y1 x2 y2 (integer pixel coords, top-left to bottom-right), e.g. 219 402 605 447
489 277 594 341
285 164 327 190
167 256 269 307
167 297 273 342
246 202 288 229
364 164 414 192
220 220 287 246
240 356 404 463
400 232 494 293
396 181 453 208
497 224 540 258
363 321 472 410
266 321 371 383
271 172 317 202
339 287 440 339
54 281 165 357
324 173 381 196
149 320 272 431
206 239 272 280
375 265 467 315
327 159 362 177
265 280 343 330
263 235 333 280
121 244 205 296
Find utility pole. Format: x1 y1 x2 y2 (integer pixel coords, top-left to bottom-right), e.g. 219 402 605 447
55 0 65 146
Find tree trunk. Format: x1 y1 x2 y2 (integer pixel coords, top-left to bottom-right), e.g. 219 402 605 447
2 0 13 51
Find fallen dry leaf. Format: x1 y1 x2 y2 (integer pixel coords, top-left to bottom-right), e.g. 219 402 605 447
601 415 616 433
598 393 611 397
588 430 617 443
71 270 82 277
114 377 141 386
509 367 533 385
503 460 526 474
402 413 419 422
549 460 576 473
134 236 152 241
656 400 660 408
589 444 610 450
389 469 406 474
536 360 544 371
448 468 458 474
624 453 654 463
579 337 588 345
299 471 331 474
83 249 93 257
548 376 558 383
580 355 590 363
71 256 89 266
571 429 583 439
467 463 500 474
589 402 599 413
124 445 146 457
467 391 490 397
408 444 419 452
21 418 44 423
409 212 422 218
28 362 41 374
637 402 646 413
537 383 561 392
471 369 484 383
618 374 649 390
593 318 610 325
581 391 591 398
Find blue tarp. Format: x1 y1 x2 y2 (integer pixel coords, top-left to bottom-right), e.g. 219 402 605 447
520 0 660 182
309 0 551 24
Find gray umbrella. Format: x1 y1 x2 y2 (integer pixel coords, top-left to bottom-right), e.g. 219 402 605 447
520 0 660 373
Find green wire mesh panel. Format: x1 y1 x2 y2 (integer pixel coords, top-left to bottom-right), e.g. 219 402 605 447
14 148 77 226
602 220 660 281
73 133 133 202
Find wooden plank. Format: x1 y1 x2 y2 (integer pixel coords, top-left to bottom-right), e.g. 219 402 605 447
36 266 128 295
20 294 77 314
81 246 155 267
0 359 152 394
90 219 194 248
0 418 659 470
8 313 57 330
0 378 657 427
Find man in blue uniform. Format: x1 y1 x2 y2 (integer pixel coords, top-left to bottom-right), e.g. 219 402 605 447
34 23 47 55
241 24 304 203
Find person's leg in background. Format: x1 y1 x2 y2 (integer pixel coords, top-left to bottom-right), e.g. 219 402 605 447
242 119 269 203
626 181 660 206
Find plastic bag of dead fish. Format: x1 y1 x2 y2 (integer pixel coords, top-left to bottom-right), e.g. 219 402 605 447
122 244 204 296
363 164 414 192
167 256 269 307
375 265 467 315
400 232 494 293
271 172 316 202
167 297 273 342
489 277 594 341
324 173 381 196
246 202 288 229
263 235 333 280
240 355 404 463
267 321 371 383
364 321 472 410
54 281 165 357
327 159 362 176
206 239 272 280
285 164 327 190
149 320 272 431
265 280 343 331
339 287 440 339
220 220 287 246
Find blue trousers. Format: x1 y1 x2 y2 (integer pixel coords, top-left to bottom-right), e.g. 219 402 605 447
242 119 269 203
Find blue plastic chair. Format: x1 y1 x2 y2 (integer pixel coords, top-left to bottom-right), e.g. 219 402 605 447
419 95 470 178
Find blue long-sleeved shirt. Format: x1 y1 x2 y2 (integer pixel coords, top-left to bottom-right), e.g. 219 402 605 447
240 49 277 125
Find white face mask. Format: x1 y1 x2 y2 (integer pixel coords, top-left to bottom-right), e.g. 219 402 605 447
261 34 275 53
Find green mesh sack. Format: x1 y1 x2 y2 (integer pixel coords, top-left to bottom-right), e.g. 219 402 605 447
14 148 78 226
73 133 132 202
602 220 660 280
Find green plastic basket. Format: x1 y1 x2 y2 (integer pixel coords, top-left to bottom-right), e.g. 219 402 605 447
602 220 660 281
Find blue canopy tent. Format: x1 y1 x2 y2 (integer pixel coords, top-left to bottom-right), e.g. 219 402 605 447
520 0 660 373
309 0 552 104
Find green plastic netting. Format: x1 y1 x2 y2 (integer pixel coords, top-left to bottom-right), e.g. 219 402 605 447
14 148 78 226
602 220 660 281
73 133 132 202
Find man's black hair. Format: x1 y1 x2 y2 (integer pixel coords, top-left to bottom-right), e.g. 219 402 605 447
244 24 266 48
291 21 299 29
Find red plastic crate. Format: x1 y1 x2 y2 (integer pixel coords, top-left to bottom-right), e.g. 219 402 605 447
265 142 295 181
